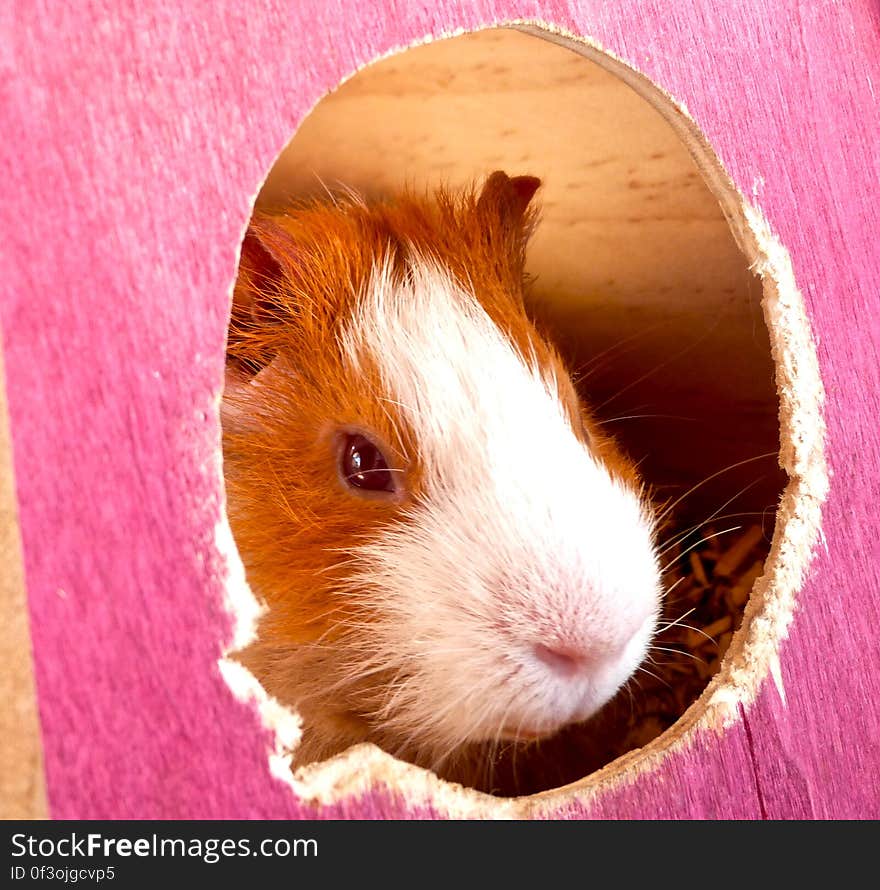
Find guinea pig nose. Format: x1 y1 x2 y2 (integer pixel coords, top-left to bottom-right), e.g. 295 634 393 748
532 643 592 677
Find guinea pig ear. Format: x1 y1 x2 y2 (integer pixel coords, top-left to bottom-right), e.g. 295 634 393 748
476 170 542 232
233 216 300 320
228 216 301 371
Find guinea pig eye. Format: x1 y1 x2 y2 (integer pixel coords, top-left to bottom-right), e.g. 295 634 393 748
338 433 397 495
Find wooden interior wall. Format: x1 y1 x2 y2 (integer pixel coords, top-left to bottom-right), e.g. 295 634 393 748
261 28 785 523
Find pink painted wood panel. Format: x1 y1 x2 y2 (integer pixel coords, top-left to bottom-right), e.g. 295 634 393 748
1 0 878 817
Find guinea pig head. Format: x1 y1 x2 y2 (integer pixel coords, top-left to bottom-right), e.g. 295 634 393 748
222 172 662 769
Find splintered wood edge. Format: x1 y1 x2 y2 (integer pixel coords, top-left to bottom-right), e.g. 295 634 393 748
215 20 828 820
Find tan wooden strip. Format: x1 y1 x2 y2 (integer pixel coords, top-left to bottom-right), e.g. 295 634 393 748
0 343 48 819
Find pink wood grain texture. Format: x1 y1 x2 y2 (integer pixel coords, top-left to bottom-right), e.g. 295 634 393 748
0 0 878 818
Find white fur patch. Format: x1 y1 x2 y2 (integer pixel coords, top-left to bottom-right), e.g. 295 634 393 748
338 258 661 761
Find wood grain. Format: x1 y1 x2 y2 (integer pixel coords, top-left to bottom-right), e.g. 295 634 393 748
262 28 784 521
0 0 876 818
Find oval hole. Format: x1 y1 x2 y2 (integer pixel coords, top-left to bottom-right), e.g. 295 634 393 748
222 25 821 808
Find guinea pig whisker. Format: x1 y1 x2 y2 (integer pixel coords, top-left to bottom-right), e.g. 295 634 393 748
655 476 767 559
656 510 768 562
661 622 714 642
643 653 684 674
591 401 653 421
598 412 699 426
650 644 708 664
635 665 673 691
659 575 686 602
655 477 765 554
654 451 778 525
356 467 406 475
621 677 637 721
657 521 743 566
663 592 702 607
595 307 731 414
657 526 742 575
656 615 715 645
627 672 647 708
571 321 670 386
655 606 698 634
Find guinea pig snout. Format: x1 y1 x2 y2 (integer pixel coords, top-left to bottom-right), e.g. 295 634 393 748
496 569 657 690
485 618 654 743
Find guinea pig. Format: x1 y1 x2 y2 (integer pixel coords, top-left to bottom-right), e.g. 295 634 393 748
221 171 662 785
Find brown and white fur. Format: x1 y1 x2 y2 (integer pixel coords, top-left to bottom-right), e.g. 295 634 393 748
222 172 662 784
